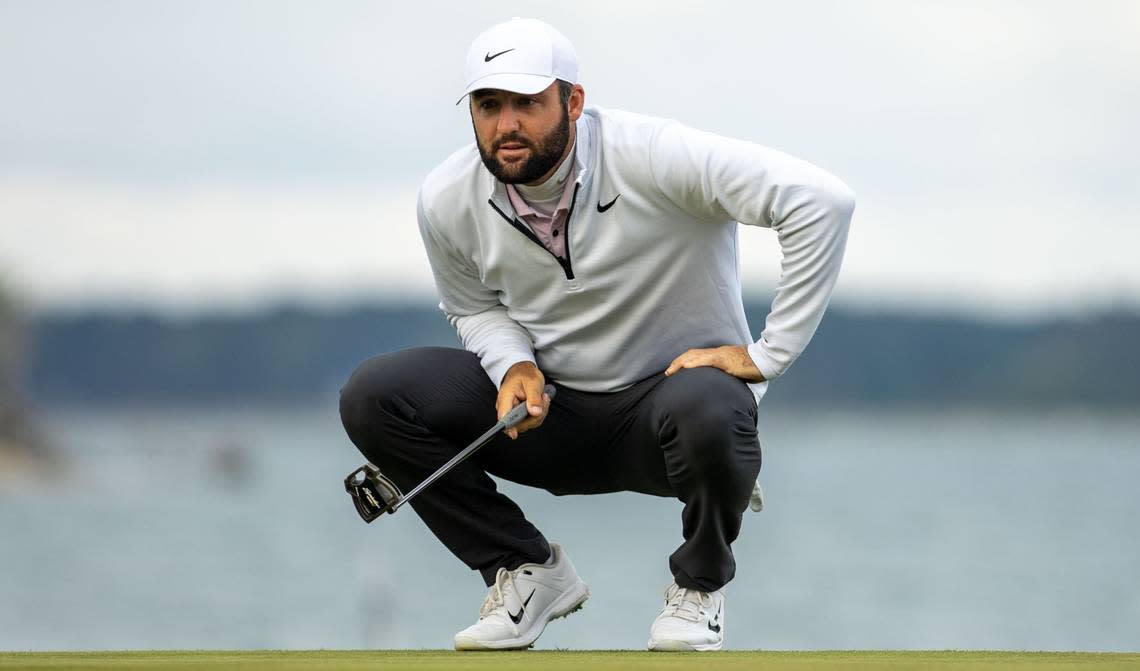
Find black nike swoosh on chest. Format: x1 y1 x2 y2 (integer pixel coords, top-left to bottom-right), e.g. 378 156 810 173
508 589 536 624
485 48 515 62
597 194 620 212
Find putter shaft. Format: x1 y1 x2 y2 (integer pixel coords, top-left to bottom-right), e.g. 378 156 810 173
392 384 555 512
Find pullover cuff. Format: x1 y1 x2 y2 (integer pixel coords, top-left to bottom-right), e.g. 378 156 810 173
746 341 783 382
483 352 538 390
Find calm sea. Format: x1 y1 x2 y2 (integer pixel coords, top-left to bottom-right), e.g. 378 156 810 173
1 405 1137 651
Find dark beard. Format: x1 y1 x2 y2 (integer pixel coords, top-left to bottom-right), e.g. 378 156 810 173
476 109 572 185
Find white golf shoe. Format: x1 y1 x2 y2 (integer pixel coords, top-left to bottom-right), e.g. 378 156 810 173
647 581 725 651
453 543 590 650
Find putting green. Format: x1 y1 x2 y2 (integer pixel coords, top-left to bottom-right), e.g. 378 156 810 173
2 650 1139 670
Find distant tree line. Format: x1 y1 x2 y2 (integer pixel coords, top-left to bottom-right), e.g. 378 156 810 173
22 303 1140 408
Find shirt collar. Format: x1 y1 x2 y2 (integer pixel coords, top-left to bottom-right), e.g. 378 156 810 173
505 183 538 217
505 163 577 219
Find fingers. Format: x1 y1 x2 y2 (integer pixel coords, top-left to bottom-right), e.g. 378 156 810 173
496 378 525 439
523 375 547 416
510 397 548 438
664 345 765 382
506 396 550 438
510 376 549 439
665 348 716 376
496 383 523 424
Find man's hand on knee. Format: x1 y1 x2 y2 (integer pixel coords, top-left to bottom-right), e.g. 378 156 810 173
664 345 766 383
498 361 552 440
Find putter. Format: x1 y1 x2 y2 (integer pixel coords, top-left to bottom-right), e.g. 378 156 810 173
345 384 556 523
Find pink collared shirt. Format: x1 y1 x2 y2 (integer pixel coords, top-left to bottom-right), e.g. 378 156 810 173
505 176 575 260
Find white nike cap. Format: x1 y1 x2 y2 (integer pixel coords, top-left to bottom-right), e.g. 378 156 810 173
459 17 578 103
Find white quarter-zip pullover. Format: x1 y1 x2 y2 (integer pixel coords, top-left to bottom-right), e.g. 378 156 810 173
417 106 855 402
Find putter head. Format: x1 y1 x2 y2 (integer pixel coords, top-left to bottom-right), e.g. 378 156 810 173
344 463 402 523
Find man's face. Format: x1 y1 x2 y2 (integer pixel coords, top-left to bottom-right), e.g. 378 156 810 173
470 82 572 185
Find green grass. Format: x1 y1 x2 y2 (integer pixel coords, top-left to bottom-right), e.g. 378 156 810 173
1 651 1138 671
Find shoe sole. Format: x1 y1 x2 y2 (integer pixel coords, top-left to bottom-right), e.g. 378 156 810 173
647 637 723 652
453 581 590 651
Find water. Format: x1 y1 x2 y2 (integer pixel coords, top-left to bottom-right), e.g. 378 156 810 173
1 405 1137 651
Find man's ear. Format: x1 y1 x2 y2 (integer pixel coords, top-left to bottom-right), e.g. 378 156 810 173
568 84 586 122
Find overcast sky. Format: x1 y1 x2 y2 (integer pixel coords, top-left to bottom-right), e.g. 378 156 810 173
2 0 1138 318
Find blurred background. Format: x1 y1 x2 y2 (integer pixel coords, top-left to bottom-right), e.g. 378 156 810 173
2 0 1138 652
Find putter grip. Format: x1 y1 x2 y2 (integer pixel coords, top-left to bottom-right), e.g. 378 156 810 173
501 384 556 429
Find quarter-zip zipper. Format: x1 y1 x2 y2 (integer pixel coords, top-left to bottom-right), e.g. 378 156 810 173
488 182 581 281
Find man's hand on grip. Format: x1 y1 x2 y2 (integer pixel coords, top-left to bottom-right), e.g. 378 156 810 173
498 361 550 440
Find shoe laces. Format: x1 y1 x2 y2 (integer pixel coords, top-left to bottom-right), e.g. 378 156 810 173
479 567 521 619
662 583 712 622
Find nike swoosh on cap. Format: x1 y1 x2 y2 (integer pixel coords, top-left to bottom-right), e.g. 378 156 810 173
484 48 515 62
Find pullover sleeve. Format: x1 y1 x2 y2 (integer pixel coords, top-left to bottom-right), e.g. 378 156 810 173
417 191 536 388
649 121 855 380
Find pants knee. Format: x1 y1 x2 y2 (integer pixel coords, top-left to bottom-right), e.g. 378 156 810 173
338 348 449 446
339 355 397 448
657 368 761 488
682 406 758 475
339 347 495 459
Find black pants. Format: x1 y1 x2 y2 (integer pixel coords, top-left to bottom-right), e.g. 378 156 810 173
339 347 761 591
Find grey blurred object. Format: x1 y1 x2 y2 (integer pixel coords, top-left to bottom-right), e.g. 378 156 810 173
750 479 765 512
0 282 52 481
208 436 254 488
